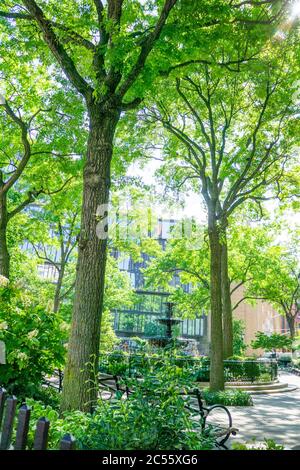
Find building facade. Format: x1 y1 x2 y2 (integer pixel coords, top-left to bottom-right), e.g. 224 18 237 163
110 218 210 355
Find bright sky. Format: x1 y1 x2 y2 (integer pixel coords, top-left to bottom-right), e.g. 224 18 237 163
128 159 207 223
291 0 300 19
127 0 300 228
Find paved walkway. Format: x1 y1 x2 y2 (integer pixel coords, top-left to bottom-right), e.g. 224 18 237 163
228 372 300 449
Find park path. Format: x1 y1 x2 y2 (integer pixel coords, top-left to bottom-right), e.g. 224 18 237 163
228 372 300 449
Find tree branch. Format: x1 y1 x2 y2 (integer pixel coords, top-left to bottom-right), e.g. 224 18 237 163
20 0 93 98
116 0 177 99
1 101 31 194
232 295 269 311
0 10 95 51
7 189 43 220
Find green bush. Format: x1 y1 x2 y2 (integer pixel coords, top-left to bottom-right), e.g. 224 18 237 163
278 354 292 365
24 398 90 450
24 362 215 450
251 332 293 351
292 358 300 369
226 355 257 361
99 350 129 376
257 372 272 382
144 321 165 337
0 282 66 399
202 388 253 407
224 360 261 382
233 320 247 356
232 439 284 450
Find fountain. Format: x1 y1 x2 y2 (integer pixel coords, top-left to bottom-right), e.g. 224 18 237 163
147 302 187 348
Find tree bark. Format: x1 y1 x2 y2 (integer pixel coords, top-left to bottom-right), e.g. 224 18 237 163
286 314 296 339
60 105 120 412
53 264 65 313
208 216 224 391
220 232 233 358
0 189 10 279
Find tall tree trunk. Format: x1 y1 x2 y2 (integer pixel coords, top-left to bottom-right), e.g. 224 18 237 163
221 232 233 358
61 106 120 412
53 264 65 313
286 314 296 339
208 216 224 391
0 189 10 279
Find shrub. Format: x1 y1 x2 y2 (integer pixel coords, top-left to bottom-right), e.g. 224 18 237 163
292 358 300 369
233 320 247 356
144 321 165 337
23 361 215 450
0 282 66 399
79 365 214 450
251 332 293 352
202 389 253 407
24 398 90 449
258 372 272 382
278 354 292 366
99 350 129 376
232 439 284 450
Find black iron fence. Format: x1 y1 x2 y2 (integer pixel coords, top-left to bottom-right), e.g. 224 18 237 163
98 353 278 383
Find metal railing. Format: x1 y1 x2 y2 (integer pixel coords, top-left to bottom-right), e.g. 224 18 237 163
98 353 278 383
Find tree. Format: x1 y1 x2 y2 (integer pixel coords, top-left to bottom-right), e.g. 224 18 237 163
0 100 51 277
143 225 210 313
251 331 293 351
140 36 299 388
0 0 180 411
27 184 81 313
232 319 247 356
232 227 300 339
0 56 84 279
0 0 289 409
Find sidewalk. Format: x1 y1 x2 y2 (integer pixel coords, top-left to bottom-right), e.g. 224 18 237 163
228 372 300 449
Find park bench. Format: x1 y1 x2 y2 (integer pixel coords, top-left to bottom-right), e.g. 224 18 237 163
99 374 238 450
0 387 75 450
42 371 238 450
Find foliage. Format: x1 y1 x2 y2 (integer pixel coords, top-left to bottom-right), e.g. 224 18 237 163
104 254 135 312
144 321 165 337
0 0 299 410
292 358 300 369
99 254 136 352
24 361 215 450
80 363 214 451
29 386 61 410
99 350 129 377
232 320 247 356
0 282 66 398
100 350 274 385
143 232 210 318
24 398 90 450
202 388 253 407
232 439 284 450
251 332 293 351
194 357 274 383
99 309 119 353
232 224 300 338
